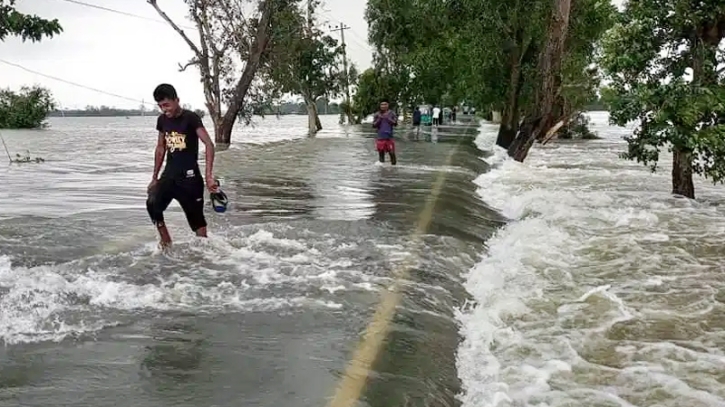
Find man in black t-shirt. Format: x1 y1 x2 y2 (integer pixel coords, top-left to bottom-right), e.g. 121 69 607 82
146 83 218 248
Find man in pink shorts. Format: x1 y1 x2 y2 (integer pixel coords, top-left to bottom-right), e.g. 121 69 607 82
372 99 398 165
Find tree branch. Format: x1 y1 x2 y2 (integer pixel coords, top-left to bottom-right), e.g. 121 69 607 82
196 2 217 55
179 57 200 72
147 0 202 58
218 0 251 55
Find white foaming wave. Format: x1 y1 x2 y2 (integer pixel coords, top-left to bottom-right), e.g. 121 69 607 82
457 118 725 406
0 223 422 344
0 232 324 345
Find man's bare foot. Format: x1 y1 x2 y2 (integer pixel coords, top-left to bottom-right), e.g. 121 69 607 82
158 240 172 252
156 223 172 249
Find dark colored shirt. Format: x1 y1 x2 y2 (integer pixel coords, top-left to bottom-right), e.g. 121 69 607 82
156 109 204 178
412 110 421 125
373 110 397 139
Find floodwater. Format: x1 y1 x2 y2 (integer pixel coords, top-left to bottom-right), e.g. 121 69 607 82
0 113 501 407
458 113 725 407
1 112 724 407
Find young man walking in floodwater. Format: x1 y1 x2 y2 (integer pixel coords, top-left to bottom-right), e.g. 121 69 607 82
372 99 398 165
146 83 218 248
412 106 422 138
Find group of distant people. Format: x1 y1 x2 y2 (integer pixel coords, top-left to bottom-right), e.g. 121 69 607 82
412 105 458 127
372 100 469 166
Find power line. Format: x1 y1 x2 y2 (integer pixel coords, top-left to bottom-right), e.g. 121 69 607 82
54 0 197 30
54 0 304 39
320 11 372 52
0 58 152 105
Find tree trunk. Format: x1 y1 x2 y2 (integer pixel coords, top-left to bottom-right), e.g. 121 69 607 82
507 115 541 161
216 116 234 150
507 0 571 162
304 98 322 133
315 107 323 130
211 113 225 149
496 38 524 150
671 147 694 199
345 104 355 125
496 107 519 150
671 18 725 199
215 0 274 145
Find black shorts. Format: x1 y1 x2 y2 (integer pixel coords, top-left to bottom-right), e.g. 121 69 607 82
146 172 207 231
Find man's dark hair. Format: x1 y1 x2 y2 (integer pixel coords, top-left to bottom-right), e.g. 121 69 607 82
380 98 389 103
153 84 178 102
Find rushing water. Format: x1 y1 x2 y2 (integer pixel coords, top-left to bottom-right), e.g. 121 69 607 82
0 113 502 407
2 112 724 407
457 112 725 407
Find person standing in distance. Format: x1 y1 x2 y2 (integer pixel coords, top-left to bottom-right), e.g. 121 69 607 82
146 83 219 248
412 106 422 139
372 99 398 165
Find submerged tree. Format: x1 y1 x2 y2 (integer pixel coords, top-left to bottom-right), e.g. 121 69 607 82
505 0 572 161
601 1 725 199
148 0 298 145
263 0 344 133
0 85 56 129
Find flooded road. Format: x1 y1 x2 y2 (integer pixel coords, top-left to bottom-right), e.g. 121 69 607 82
0 114 501 407
3 111 724 407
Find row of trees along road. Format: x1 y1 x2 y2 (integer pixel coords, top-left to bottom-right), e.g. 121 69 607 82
362 0 725 199
3 0 725 198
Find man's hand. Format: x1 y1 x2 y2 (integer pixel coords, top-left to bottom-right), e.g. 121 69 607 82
147 178 158 194
206 176 219 193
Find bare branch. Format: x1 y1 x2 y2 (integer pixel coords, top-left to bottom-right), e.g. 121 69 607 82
147 0 202 58
217 0 251 55
179 57 200 72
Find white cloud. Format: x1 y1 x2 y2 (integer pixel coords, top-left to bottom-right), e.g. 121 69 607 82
0 0 372 109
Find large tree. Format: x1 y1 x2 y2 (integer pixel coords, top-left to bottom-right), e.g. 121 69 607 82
601 0 725 199
506 0 616 157
148 0 298 145
456 0 550 149
263 0 344 133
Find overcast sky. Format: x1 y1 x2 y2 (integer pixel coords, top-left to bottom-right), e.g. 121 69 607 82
0 0 373 109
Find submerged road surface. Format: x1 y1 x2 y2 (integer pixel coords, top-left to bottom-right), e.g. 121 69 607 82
0 114 503 407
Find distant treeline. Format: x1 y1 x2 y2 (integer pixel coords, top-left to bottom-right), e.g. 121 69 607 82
49 99 345 118
48 105 205 118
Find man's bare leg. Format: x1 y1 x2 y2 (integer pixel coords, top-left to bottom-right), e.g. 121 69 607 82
156 222 172 248
195 226 207 237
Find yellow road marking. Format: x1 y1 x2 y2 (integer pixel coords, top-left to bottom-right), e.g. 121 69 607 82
326 122 476 407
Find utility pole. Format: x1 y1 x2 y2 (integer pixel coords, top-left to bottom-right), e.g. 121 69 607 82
330 23 351 124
